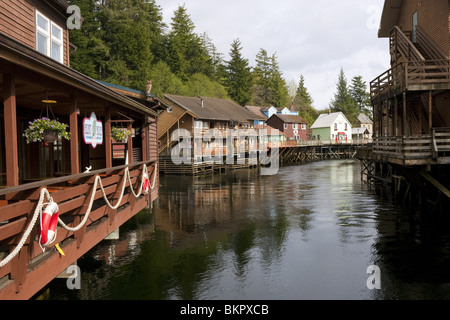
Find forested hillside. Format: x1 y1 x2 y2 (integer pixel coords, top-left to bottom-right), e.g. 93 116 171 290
68 0 371 125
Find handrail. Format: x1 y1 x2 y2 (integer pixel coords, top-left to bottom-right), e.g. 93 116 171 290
0 160 157 197
390 26 425 64
416 26 448 61
371 59 450 101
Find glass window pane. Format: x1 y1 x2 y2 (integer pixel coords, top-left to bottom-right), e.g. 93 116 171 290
51 41 61 62
37 32 48 55
37 13 48 31
52 23 62 41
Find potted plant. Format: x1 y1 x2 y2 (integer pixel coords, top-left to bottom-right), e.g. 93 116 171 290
24 117 71 144
111 126 131 143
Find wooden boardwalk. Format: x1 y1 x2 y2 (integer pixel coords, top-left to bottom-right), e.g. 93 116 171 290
160 141 366 175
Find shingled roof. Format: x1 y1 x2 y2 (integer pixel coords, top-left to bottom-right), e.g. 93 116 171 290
164 94 261 123
270 114 309 124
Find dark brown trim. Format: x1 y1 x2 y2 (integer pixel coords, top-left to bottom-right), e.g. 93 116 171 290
3 73 18 187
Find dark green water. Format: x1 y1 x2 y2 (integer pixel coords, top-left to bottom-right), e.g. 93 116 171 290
42 160 450 300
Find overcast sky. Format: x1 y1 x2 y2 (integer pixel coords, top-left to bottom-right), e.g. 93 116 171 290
157 0 390 110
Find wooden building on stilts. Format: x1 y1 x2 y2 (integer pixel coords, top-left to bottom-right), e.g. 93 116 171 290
359 0 450 216
0 0 159 299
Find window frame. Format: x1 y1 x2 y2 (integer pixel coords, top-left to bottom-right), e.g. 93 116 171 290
36 10 64 64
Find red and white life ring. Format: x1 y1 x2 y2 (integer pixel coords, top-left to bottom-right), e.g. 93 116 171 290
39 202 59 249
143 172 150 194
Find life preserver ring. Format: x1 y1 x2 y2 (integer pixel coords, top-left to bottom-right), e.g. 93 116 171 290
39 202 59 250
143 172 150 194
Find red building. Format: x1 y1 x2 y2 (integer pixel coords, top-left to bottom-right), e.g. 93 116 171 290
266 114 309 141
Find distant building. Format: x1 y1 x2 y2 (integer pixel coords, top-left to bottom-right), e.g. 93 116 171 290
158 95 261 157
310 112 353 142
266 114 309 141
245 106 268 126
357 113 373 140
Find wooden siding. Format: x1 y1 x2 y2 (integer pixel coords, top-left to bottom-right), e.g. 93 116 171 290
0 0 35 49
0 0 70 66
397 0 450 58
157 102 192 139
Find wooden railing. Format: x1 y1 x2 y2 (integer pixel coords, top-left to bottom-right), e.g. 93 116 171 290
432 128 450 158
373 131 450 162
0 161 157 295
416 26 448 61
390 26 424 64
371 60 450 101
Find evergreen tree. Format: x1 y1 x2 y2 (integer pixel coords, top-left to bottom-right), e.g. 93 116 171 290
268 53 289 108
252 50 289 108
67 0 109 79
224 39 253 106
350 76 372 119
292 75 319 127
330 68 359 125
296 75 313 107
163 5 214 81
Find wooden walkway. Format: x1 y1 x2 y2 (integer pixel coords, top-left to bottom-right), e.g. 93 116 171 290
160 141 366 175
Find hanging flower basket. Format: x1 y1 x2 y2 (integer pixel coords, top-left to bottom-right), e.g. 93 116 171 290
24 117 71 144
111 126 131 143
43 129 59 143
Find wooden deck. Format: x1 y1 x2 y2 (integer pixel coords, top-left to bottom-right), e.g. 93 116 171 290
160 141 367 175
0 161 158 300
358 129 450 166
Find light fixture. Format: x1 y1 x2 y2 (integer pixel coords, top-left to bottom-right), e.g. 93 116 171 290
42 90 57 104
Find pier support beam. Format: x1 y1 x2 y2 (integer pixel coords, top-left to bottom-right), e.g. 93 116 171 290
3 73 19 187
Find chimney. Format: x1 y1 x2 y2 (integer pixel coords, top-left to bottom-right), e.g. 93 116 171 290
200 97 204 108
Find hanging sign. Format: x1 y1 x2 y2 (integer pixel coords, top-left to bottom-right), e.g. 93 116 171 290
83 112 103 148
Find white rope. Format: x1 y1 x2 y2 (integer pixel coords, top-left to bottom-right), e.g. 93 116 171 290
0 189 53 268
149 163 158 190
0 163 158 268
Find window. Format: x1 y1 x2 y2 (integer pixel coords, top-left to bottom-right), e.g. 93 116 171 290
284 123 288 129
36 11 63 63
334 123 338 131
301 124 307 130
293 124 298 130
345 123 348 131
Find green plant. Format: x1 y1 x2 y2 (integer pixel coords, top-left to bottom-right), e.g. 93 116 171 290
111 126 131 143
24 117 71 144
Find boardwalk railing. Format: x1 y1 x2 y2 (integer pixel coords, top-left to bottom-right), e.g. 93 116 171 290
371 60 450 102
0 161 158 297
432 128 450 158
373 130 450 163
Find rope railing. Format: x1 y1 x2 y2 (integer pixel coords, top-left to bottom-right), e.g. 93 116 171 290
0 163 158 268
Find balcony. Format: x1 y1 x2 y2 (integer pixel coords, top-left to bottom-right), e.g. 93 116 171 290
372 128 450 165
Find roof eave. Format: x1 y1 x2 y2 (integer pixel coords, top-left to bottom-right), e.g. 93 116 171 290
378 0 403 38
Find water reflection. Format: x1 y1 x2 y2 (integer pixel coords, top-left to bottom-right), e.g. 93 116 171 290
43 160 450 300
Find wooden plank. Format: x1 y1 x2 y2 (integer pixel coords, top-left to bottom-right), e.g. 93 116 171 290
0 200 33 222
0 217 27 242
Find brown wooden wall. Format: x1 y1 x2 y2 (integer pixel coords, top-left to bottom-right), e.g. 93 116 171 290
149 121 158 162
0 0 70 66
397 0 450 58
157 102 190 139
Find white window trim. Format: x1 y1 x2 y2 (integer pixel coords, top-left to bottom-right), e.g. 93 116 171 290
36 10 64 63
51 21 63 63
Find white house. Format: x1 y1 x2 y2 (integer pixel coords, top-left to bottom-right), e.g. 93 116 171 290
310 112 353 142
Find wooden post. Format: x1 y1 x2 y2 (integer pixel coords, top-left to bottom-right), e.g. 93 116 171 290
394 95 398 136
70 93 80 175
3 74 19 187
105 108 112 168
428 90 433 134
403 91 407 136
127 122 133 164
